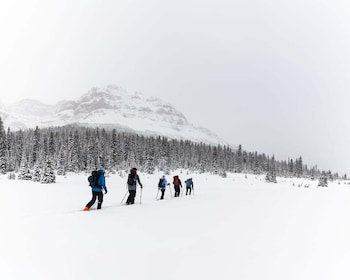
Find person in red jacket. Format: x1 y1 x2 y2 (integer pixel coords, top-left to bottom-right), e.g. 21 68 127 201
173 175 182 197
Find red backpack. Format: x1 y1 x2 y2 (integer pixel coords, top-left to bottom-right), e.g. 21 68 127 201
173 176 180 185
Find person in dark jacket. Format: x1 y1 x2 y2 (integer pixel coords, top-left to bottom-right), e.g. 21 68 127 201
173 175 182 197
126 167 143 205
185 178 193 195
84 169 108 211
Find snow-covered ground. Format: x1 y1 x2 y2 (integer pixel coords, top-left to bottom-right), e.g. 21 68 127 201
1 172 350 280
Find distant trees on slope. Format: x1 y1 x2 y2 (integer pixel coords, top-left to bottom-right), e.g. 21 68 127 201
0 117 344 182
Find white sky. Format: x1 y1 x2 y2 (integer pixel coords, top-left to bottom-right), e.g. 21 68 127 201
0 0 349 175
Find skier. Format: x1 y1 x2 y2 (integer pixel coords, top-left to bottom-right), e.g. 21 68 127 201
173 175 182 197
158 175 170 200
185 178 193 195
126 167 143 205
84 169 108 211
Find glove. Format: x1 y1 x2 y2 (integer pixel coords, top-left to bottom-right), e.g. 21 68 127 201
104 190 108 194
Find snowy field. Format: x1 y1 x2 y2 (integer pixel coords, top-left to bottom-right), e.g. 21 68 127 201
1 171 350 280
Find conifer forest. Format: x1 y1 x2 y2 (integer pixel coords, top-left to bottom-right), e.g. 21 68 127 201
0 117 342 182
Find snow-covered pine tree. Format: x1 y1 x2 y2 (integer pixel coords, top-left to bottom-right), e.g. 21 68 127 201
288 158 294 176
253 152 260 174
32 165 42 182
157 136 170 172
41 161 56 184
48 130 56 159
265 155 277 183
110 129 119 168
13 129 24 172
18 165 32 180
56 147 66 175
295 157 303 178
318 171 328 187
6 128 16 172
0 117 7 174
327 170 334 182
234 144 243 173
270 155 277 183
32 126 41 166
211 146 219 175
143 142 155 174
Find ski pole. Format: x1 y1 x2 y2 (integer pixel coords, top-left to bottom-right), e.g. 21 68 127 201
156 189 159 199
140 188 143 204
121 190 128 204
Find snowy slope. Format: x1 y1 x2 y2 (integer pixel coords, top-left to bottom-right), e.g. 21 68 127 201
1 86 228 146
1 173 350 280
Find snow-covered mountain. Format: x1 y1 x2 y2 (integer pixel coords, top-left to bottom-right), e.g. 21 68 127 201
1 85 228 145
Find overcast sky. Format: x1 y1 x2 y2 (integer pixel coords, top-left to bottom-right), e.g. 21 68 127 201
0 0 349 175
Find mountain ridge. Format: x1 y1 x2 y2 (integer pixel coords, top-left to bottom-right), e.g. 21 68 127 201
0 86 231 146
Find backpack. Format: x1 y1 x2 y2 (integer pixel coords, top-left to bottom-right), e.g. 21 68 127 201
173 176 180 185
88 170 101 188
158 178 164 188
127 174 136 185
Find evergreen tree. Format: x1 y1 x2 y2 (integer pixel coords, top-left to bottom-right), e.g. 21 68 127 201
32 165 42 182
6 128 16 172
41 161 56 184
327 170 334 182
295 157 303 177
18 165 32 180
143 141 155 174
318 171 328 187
0 117 7 174
253 152 260 174
288 158 294 176
265 155 277 183
32 126 41 166
270 155 277 183
56 147 66 176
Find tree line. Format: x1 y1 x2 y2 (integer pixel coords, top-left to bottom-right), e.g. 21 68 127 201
0 117 344 182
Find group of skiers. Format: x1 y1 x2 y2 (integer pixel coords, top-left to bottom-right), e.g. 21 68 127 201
84 167 194 211
157 174 194 200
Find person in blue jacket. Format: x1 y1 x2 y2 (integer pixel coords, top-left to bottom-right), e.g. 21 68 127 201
158 175 170 199
185 178 193 195
84 169 108 211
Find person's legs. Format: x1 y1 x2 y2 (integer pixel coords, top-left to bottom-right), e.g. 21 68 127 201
130 190 136 204
174 185 180 197
97 192 104 209
131 190 136 204
126 190 132 204
86 192 98 208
